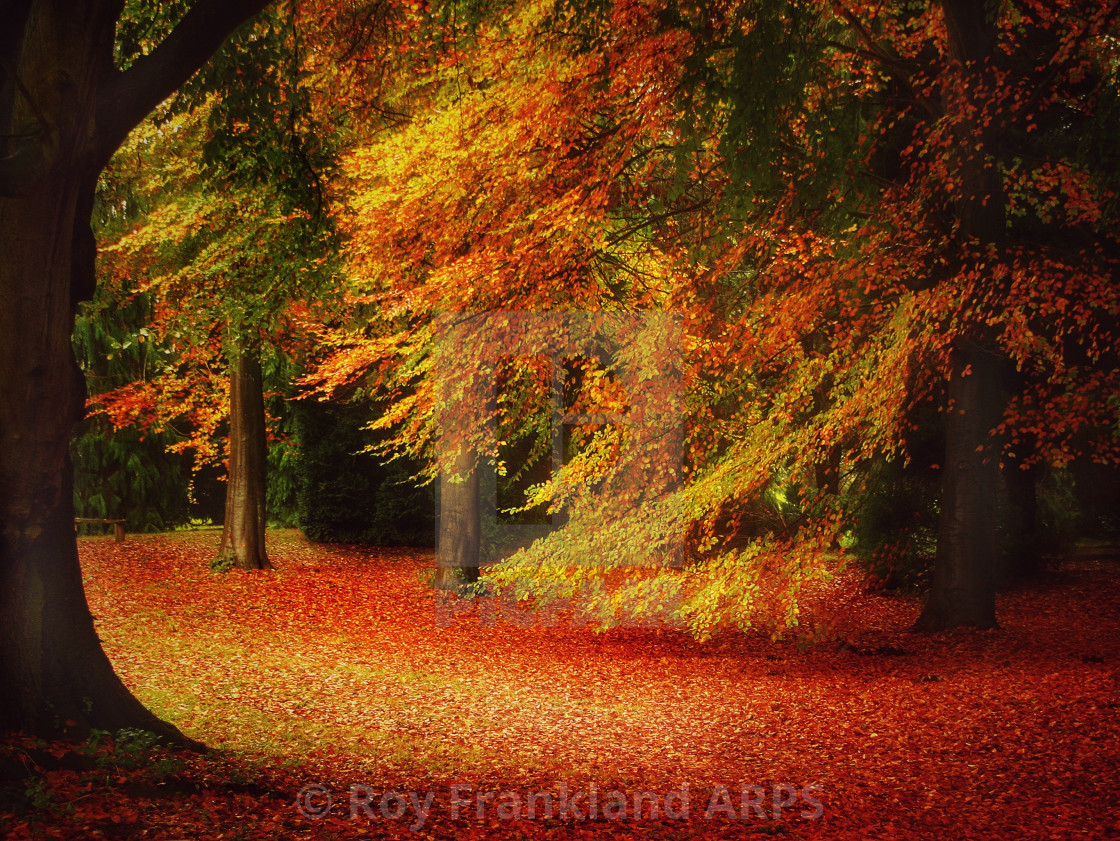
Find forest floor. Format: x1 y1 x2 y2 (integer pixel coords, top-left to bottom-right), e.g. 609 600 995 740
2 529 1119 840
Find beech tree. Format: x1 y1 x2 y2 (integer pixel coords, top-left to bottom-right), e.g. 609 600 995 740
92 5 338 571
305 0 718 613
656 0 1120 631
822 0 1120 629
0 0 270 741
312 0 1120 637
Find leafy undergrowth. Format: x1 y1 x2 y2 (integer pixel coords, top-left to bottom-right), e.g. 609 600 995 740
4 530 1120 839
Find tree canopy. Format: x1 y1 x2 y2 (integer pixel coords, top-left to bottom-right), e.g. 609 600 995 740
300 0 1120 635
3 0 1119 745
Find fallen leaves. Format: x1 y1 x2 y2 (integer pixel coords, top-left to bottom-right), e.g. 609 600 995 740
3 529 1119 839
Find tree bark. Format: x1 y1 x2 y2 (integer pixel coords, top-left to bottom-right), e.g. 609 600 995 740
914 0 1007 631
435 446 481 590
0 0 269 742
0 167 193 741
219 342 271 570
914 345 1002 630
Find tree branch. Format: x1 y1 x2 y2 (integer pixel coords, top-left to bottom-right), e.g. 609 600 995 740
831 3 940 120
94 0 272 167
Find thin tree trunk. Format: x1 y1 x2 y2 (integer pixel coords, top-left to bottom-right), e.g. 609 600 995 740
219 343 271 570
435 446 480 589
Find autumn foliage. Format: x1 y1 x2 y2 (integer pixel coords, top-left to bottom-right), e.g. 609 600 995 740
299 0 1120 635
9 0 1119 830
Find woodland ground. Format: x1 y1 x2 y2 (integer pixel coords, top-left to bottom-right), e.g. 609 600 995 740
2 529 1119 840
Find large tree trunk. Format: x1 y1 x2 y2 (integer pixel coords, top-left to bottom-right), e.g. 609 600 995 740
435 447 481 590
914 0 1007 631
0 173 192 741
0 6 190 743
219 343 271 570
914 345 1002 630
0 0 268 741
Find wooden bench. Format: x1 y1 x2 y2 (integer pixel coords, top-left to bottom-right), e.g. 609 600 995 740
74 518 126 542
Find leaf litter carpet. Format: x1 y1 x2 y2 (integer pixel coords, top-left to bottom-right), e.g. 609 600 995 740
3 530 1118 840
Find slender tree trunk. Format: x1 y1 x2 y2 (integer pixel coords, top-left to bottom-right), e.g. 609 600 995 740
219 343 271 570
435 446 480 589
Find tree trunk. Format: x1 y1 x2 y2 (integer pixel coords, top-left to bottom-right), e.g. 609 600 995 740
435 447 481 590
0 6 187 743
814 443 843 496
0 174 194 742
219 343 271 570
914 345 1002 630
1000 451 1041 584
914 0 1007 631
0 0 268 741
